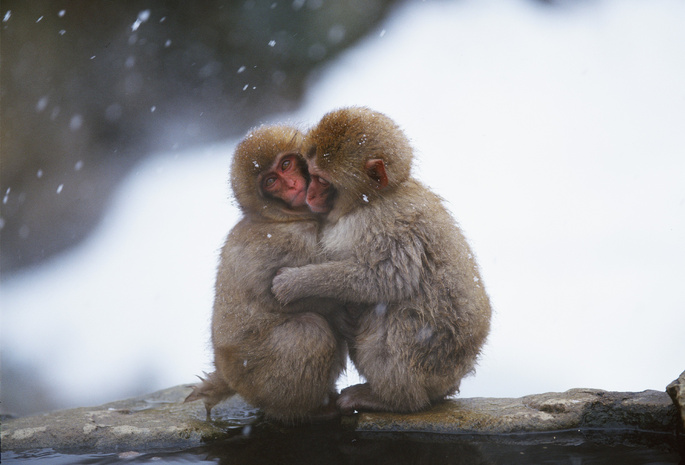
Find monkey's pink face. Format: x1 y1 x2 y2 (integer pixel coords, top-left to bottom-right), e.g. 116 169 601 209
260 153 308 208
306 164 334 214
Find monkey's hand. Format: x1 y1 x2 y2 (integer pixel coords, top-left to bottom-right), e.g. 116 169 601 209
272 267 308 305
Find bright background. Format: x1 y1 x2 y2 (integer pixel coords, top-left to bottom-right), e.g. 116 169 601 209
3 0 684 413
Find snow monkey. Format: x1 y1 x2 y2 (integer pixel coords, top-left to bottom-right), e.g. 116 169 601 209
272 107 492 413
186 125 346 423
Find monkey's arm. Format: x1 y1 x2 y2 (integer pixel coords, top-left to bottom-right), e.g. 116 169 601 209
272 255 422 305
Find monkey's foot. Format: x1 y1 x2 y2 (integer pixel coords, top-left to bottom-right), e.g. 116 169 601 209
337 383 387 414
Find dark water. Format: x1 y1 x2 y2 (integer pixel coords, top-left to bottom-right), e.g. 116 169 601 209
4 427 683 464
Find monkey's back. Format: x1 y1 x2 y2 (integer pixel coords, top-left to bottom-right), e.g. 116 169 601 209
325 178 492 405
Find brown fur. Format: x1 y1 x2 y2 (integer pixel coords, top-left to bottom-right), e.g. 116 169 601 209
186 125 346 423
272 107 492 413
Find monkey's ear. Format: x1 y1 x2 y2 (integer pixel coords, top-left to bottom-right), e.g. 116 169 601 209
365 159 389 189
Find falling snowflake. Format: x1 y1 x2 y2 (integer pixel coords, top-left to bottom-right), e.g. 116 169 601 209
131 10 150 31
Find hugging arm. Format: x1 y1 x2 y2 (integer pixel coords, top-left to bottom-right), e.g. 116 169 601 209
272 242 425 305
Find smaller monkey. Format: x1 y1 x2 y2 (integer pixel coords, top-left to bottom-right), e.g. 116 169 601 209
186 125 346 424
273 107 492 414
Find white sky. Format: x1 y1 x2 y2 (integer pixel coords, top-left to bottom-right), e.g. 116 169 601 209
2 0 684 412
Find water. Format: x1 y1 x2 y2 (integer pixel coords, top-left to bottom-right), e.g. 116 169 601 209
4 429 682 464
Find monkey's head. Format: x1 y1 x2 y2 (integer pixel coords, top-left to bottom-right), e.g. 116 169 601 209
230 125 314 222
303 107 413 217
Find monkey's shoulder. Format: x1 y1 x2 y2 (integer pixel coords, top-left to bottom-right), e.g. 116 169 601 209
357 181 452 229
224 217 320 258
322 180 464 263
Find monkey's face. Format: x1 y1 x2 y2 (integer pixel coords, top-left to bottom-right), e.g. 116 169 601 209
305 161 335 213
302 107 414 219
231 125 320 221
259 152 309 208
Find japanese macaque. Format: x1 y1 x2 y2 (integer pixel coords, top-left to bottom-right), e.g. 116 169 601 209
186 125 346 423
272 107 492 413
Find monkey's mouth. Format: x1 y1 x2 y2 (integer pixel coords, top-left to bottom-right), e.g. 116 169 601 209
291 189 308 208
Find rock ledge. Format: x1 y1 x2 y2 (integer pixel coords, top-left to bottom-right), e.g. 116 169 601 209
2 381 683 454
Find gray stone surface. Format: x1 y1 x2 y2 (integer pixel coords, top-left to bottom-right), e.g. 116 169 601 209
0 385 252 453
351 388 678 434
667 370 685 429
1 385 680 454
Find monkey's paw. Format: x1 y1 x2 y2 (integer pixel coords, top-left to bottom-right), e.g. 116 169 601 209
337 383 378 414
271 267 299 305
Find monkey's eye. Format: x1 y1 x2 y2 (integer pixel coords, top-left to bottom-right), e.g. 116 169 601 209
314 176 330 187
280 158 292 171
263 176 277 189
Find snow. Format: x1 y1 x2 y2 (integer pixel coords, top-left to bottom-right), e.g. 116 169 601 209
131 9 150 32
2 0 684 412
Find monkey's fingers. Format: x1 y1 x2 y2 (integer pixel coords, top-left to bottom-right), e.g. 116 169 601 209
271 273 294 305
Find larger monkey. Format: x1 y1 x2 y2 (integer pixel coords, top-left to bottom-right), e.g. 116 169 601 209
186 125 346 423
272 107 492 413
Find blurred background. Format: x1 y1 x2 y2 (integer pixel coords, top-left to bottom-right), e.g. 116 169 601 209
1 0 684 417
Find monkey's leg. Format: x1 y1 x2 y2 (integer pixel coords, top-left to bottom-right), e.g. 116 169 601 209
236 313 344 424
184 370 237 420
341 309 462 414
